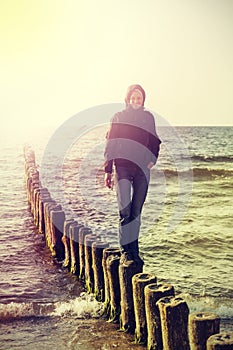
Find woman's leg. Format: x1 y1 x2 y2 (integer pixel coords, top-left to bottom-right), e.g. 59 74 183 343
115 167 133 251
128 168 150 255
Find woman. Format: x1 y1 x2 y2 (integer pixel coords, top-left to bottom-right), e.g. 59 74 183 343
104 84 161 265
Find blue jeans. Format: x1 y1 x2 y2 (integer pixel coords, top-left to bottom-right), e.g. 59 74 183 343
115 164 150 255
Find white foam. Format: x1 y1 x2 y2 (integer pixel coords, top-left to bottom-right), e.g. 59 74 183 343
0 293 104 321
51 292 104 318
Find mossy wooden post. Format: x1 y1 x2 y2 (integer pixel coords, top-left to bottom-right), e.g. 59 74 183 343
189 312 220 350
25 170 31 203
39 196 53 235
119 261 143 334
50 210 66 261
157 296 190 350
34 187 48 229
25 168 38 207
33 187 40 226
44 202 58 249
92 241 109 301
30 178 39 216
62 219 75 268
30 172 39 206
47 204 62 253
84 234 97 293
132 273 157 345
34 187 40 227
26 170 36 204
145 283 175 350
106 254 121 322
38 192 52 234
70 224 83 276
102 248 121 317
206 332 233 349
79 227 92 281
26 174 32 204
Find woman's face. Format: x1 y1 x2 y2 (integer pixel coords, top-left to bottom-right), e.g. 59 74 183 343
129 90 143 109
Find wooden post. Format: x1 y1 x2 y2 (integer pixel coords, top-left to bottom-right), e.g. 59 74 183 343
44 202 59 249
47 204 62 251
132 273 157 344
189 312 220 350
50 210 66 261
92 241 109 301
206 332 233 350
106 254 121 323
79 227 92 281
157 296 190 350
30 180 39 216
102 248 121 317
119 260 143 333
33 187 40 226
34 187 49 229
38 193 52 234
84 234 97 293
35 187 49 228
145 283 175 350
70 223 84 276
61 219 75 268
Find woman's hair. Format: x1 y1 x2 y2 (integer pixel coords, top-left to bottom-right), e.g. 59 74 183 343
125 84 146 106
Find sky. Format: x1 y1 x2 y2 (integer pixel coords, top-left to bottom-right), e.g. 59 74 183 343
1 0 233 144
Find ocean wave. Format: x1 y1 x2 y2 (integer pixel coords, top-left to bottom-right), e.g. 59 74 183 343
191 155 233 163
180 293 233 320
0 293 104 322
192 167 233 178
158 167 233 179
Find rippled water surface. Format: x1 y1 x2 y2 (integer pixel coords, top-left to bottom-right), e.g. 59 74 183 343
0 126 233 349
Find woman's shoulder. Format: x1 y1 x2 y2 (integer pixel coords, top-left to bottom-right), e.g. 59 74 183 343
110 112 121 123
143 109 155 119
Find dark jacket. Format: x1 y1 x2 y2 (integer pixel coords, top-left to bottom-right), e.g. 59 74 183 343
104 106 161 173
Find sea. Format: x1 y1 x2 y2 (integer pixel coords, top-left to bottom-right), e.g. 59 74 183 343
0 117 233 349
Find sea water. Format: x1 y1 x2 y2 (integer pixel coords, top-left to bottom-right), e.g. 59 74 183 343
0 125 232 349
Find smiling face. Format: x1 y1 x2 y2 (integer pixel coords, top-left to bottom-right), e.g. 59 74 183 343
129 89 144 109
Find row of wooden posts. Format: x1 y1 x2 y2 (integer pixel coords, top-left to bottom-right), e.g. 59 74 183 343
24 145 233 350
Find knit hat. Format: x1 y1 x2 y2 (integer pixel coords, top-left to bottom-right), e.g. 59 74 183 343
125 84 146 106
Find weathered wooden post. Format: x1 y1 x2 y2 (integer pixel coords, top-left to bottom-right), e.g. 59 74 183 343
145 283 175 350
132 273 157 344
70 223 83 276
34 187 49 229
50 210 66 261
79 227 92 281
102 248 121 317
189 312 220 350
25 170 32 204
119 260 143 333
106 254 121 322
157 295 190 350
44 202 59 249
62 219 75 268
30 176 39 216
92 241 109 301
38 192 52 234
47 204 62 250
33 187 40 226
84 234 97 293
206 332 233 349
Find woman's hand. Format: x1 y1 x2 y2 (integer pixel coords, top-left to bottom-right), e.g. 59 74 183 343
104 173 113 189
147 162 154 169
